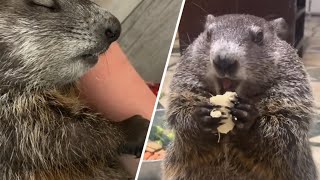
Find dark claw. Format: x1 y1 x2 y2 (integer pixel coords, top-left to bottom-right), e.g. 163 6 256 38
230 98 259 132
231 108 249 120
232 116 238 121
230 100 239 104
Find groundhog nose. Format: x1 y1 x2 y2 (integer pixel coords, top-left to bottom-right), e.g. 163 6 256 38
213 56 238 74
105 28 120 42
105 27 120 42
105 17 121 43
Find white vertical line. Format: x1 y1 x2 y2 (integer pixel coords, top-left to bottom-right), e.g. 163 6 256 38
134 0 186 179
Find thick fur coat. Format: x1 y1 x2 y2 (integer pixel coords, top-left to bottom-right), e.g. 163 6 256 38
163 14 317 180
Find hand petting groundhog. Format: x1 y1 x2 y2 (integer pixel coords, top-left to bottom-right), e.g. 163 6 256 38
231 97 259 131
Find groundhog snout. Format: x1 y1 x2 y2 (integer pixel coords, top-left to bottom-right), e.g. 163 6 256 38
93 15 121 45
213 55 239 76
85 14 121 55
103 16 121 43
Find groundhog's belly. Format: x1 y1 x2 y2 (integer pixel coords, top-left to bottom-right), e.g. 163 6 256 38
164 164 253 180
164 146 255 180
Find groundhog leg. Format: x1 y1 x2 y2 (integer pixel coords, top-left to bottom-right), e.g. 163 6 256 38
229 100 317 180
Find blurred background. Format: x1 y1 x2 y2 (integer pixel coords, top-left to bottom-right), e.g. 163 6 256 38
138 0 320 179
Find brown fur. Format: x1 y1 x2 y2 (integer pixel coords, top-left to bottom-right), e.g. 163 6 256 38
0 84 130 179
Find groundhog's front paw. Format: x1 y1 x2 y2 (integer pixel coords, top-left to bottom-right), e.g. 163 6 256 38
231 97 259 131
193 102 226 136
119 115 149 158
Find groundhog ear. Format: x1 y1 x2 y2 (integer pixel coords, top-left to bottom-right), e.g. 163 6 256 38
270 18 288 40
205 14 215 29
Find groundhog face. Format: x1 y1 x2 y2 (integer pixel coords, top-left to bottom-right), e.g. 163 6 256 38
204 14 288 96
0 0 120 88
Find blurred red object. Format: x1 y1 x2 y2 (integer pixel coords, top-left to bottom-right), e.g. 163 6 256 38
147 82 160 96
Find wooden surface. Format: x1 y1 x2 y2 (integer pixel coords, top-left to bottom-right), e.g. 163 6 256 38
96 0 184 82
118 0 183 82
93 0 143 23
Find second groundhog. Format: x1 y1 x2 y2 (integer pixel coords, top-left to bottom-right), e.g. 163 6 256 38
163 14 317 180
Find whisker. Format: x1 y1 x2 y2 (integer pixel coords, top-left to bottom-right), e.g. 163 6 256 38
103 52 110 76
191 2 209 14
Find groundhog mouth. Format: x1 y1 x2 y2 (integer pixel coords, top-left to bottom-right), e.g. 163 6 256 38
81 53 99 64
81 47 109 64
218 78 240 94
80 45 110 64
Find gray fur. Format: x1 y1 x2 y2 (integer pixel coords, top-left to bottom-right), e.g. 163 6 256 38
0 0 120 88
163 14 317 180
0 0 129 179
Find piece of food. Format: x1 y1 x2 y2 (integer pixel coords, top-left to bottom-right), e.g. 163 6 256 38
156 150 166 159
144 151 153 160
148 154 158 160
149 125 174 149
167 132 174 140
210 110 222 118
217 118 235 134
146 147 156 153
149 126 164 141
147 141 163 151
209 91 237 107
209 91 237 134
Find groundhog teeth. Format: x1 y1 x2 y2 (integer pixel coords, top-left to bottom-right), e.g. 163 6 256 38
209 91 237 134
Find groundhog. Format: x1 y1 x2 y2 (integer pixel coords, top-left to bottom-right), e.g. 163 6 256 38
0 0 149 179
163 14 317 180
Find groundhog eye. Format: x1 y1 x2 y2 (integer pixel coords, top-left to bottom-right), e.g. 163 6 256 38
29 0 57 11
253 30 264 44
